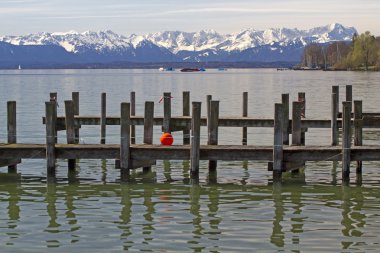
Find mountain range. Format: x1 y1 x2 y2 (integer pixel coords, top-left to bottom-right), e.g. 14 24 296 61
0 23 357 68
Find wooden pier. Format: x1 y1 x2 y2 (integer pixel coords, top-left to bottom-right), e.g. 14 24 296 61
1 85 380 183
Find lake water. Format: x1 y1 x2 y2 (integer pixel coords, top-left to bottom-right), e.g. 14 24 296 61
0 69 380 252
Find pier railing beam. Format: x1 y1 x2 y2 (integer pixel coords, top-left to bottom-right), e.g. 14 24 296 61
273 103 284 180
242 92 248 145
183 91 190 144
45 101 56 181
120 102 131 181
342 101 352 182
354 100 363 173
65 100 76 171
190 102 201 178
208 100 219 172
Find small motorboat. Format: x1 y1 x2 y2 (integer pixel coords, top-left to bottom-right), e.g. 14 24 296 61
180 68 205 72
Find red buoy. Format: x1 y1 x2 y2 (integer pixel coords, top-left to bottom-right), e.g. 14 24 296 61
160 133 173 145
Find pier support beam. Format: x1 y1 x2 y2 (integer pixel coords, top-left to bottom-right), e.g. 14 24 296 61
331 92 338 145
130 91 136 144
208 100 219 172
342 101 352 182
100 92 106 144
143 101 155 173
45 101 56 181
273 103 284 180
242 92 248 145
72 92 80 144
163 92 171 133
354 100 363 173
183 91 190 145
190 102 201 178
65 100 76 171
120 102 131 181
7 101 20 172
282 94 289 145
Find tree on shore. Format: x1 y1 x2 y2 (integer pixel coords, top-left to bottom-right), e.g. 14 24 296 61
349 31 377 70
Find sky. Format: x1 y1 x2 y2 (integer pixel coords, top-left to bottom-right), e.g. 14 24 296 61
1 0 379 36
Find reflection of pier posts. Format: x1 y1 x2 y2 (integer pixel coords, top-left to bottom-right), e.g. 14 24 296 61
189 184 202 250
142 187 155 244
119 185 133 251
271 182 284 248
45 184 60 247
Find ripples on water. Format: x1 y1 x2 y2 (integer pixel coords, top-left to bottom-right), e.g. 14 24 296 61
0 69 380 252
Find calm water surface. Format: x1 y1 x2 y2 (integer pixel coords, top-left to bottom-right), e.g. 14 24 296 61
0 69 380 252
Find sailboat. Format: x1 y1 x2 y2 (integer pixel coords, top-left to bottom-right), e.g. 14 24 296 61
18 65 22 70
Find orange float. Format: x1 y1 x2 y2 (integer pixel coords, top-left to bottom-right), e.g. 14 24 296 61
160 132 173 145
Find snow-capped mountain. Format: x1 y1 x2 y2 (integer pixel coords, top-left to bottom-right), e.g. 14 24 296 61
0 23 357 67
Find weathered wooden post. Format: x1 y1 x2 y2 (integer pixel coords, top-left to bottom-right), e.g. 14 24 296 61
65 100 76 171
120 102 131 181
273 103 284 180
130 91 136 144
332 85 339 115
45 101 56 180
292 101 302 146
72 92 80 144
7 101 17 172
143 101 154 173
206 94 212 142
342 101 351 181
208 100 219 172
183 91 190 145
100 92 106 144
346 85 352 103
190 102 201 178
354 100 363 173
298 92 306 145
242 92 248 145
163 92 171 133
331 92 338 145
282 94 289 145
50 92 58 143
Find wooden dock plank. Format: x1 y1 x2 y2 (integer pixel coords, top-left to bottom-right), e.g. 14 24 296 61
2 143 380 163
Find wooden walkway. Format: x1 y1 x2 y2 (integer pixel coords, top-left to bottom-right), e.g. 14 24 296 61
1 85 380 183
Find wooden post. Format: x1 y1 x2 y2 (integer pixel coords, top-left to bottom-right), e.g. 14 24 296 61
163 92 171 133
143 101 154 172
298 92 306 145
72 92 80 144
273 103 284 180
292 101 302 146
331 92 338 145
190 102 201 178
7 101 17 172
332 86 339 116
346 85 352 102
65 100 76 171
206 95 212 125
100 92 106 144
342 101 351 181
49 92 58 143
282 94 289 145
120 102 131 181
183 91 190 145
242 92 248 145
130 91 136 144
45 101 56 179
354 100 363 173
208 100 219 172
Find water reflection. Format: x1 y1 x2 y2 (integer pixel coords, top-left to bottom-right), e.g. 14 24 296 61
0 178 379 252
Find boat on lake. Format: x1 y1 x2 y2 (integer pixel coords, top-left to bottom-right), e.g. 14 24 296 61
180 68 205 72
159 67 174 71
